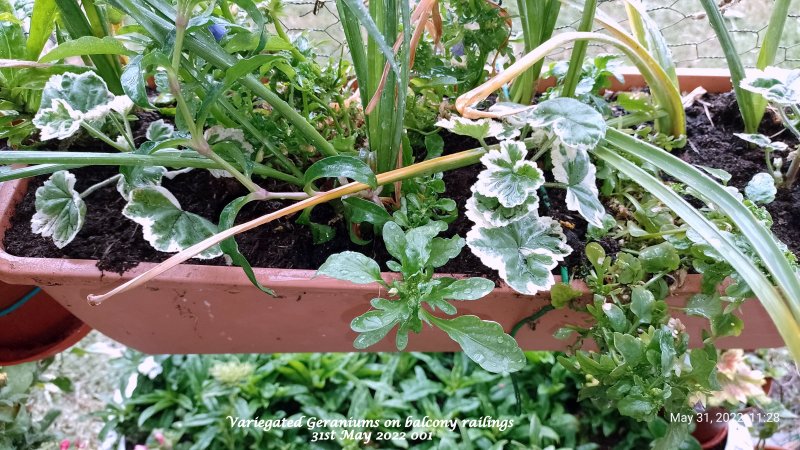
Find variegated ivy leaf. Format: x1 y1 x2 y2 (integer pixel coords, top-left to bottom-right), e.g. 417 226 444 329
117 165 167 201
465 188 538 228
33 99 82 141
145 119 175 141
527 97 607 151
204 126 254 178
122 186 222 259
467 215 572 295
740 67 800 105
31 171 86 248
475 140 543 208
551 143 605 227
745 173 777 204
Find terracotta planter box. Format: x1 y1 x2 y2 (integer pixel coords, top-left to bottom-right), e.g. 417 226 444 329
0 70 784 354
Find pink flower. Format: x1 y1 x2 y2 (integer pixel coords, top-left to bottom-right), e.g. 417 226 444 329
60 440 71 450
134 445 148 450
154 430 166 446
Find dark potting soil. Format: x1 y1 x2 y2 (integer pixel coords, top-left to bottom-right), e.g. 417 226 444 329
680 91 800 256
4 92 797 278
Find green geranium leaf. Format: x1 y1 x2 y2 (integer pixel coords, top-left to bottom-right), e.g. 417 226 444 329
475 140 544 208
122 186 222 259
639 242 680 273
602 303 628 332
617 395 657 420
436 277 494 301
467 215 571 295
613 252 644 284
740 67 800 105
551 144 605 227
31 171 86 248
317 251 384 285
426 314 526 374
304 155 377 191
745 172 776 204
351 298 410 349
465 189 538 228
528 97 607 150
711 312 744 338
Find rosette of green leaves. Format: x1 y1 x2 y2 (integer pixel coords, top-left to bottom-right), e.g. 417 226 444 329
316 221 525 374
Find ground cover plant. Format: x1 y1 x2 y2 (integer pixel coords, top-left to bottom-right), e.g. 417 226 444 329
1 0 800 448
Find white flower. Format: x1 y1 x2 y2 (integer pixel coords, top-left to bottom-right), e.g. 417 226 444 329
137 356 163 379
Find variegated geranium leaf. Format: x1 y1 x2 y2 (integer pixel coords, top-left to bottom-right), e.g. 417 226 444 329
31 171 86 248
33 72 133 140
117 165 168 201
465 188 538 228
527 97 607 151
740 67 800 105
122 186 222 259
475 140 544 208
745 172 777 204
40 72 112 114
435 116 504 140
146 119 175 141
467 215 572 295
551 144 605 227
204 126 255 178
33 99 82 140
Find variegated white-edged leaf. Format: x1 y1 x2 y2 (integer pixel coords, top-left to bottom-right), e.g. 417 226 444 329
465 187 538 228
435 116 504 140
745 173 777 204
734 133 788 152
33 99 82 140
40 72 112 114
527 97 607 151
31 171 86 248
204 126 255 178
551 143 605 227
122 186 222 259
740 67 800 105
475 140 544 208
467 215 572 295
117 165 167 201
83 95 134 121
146 119 175 141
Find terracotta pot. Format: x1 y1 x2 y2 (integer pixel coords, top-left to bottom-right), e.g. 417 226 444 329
0 70 786 354
692 408 730 450
0 280 91 365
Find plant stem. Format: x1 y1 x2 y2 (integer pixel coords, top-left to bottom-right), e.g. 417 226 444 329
0 151 303 185
510 305 554 338
779 108 800 188
543 182 567 189
80 122 128 152
80 174 122 198
561 0 596 98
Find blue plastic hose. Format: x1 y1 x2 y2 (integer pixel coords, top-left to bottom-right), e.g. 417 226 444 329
0 287 41 317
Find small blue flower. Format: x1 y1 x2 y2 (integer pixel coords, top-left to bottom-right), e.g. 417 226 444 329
451 41 465 57
208 23 227 42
